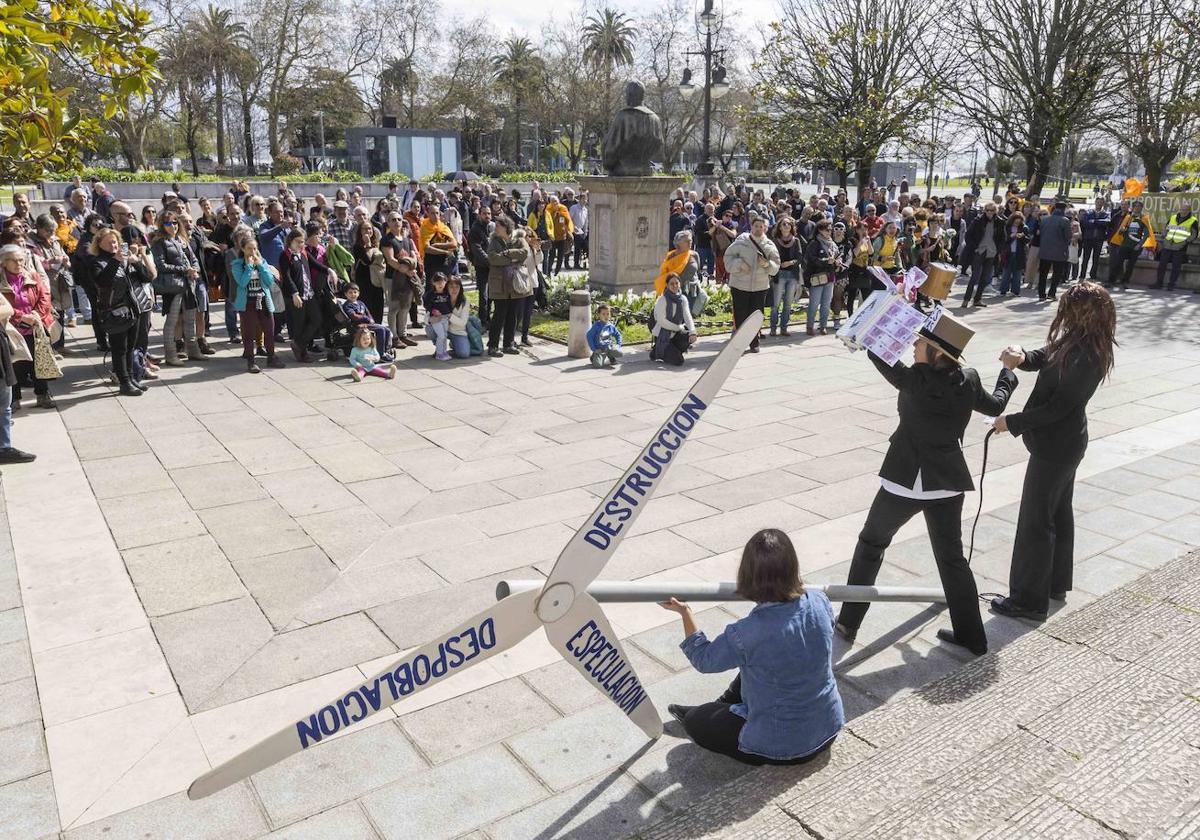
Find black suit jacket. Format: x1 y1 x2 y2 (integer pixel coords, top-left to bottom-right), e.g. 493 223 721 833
871 352 1017 492
1006 345 1102 464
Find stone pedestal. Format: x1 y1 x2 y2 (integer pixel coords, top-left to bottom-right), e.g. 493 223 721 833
579 176 679 295
567 290 592 358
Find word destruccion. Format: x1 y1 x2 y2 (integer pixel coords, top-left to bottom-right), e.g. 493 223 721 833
563 619 648 714
583 392 706 551
295 617 497 748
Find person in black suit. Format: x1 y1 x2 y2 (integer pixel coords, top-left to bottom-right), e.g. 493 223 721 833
990 281 1117 621
836 309 1019 655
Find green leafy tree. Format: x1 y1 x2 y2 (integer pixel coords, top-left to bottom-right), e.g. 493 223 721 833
492 37 544 165
582 8 636 124
954 0 1120 196
0 0 158 181
1107 0 1200 191
190 5 247 170
747 0 941 198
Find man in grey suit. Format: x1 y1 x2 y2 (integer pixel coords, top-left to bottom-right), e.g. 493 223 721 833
1036 201 1072 301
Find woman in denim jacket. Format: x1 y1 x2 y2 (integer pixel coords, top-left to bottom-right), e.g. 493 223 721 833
660 529 844 765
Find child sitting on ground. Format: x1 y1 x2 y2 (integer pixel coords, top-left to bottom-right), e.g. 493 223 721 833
586 304 623 368
423 272 453 361
340 283 393 360
446 275 482 358
348 327 397 381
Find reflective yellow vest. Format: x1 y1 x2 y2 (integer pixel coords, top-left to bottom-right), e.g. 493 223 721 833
1165 213 1198 245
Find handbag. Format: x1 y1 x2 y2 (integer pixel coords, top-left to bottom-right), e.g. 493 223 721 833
102 304 136 334
152 270 186 295
368 248 386 288
507 264 533 296
32 321 62 380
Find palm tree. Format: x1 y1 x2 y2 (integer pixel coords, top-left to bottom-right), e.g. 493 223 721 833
582 8 636 122
492 37 544 165
190 5 248 170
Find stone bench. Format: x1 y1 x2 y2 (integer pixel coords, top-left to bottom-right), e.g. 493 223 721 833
1096 253 1200 290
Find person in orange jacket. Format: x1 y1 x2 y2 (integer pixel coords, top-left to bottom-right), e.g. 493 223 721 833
1107 199 1154 291
545 195 574 277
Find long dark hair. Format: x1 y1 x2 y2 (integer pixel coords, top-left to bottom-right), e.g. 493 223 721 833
736 529 803 602
1045 280 1117 377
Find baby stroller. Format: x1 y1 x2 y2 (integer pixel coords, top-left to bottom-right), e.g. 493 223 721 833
324 297 358 360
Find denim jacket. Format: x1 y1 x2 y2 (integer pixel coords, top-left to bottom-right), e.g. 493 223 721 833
680 592 844 760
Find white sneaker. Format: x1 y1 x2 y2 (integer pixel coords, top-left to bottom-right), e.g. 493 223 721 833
351 368 363 382
387 364 397 379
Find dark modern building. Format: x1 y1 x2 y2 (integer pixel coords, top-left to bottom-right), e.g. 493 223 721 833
345 127 461 180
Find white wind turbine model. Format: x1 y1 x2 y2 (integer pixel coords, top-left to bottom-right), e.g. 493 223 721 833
187 312 767 799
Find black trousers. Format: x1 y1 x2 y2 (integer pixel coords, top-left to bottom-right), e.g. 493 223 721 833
519 295 535 340
286 296 323 350
1109 245 1140 286
474 266 490 325
1156 248 1186 288
108 325 136 386
1079 238 1103 280
963 255 996 303
572 233 588 268
488 298 518 350
12 334 49 399
1008 455 1077 613
360 282 385 324
550 239 567 274
837 489 987 651
1038 259 1068 299
680 675 833 767
730 287 766 349
845 283 871 316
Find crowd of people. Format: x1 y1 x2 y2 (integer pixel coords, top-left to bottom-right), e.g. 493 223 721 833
657 178 1197 344
0 170 1187 465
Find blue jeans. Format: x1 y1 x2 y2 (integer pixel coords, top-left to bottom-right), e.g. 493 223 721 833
224 297 239 338
806 282 834 328
771 272 798 330
0 381 10 449
998 258 1023 295
698 246 715 275
425 319 449 354
449 332 471 357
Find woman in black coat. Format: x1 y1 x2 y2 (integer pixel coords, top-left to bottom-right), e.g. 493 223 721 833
991 281 1117 620
90 228 154 395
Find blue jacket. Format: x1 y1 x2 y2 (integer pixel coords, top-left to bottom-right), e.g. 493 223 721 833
681 592 844 760
231 257 278 313
257 222 290 267
1078 208 1111 242
586 321 622 351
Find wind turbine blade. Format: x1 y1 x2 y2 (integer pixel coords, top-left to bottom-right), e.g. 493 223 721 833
544 592 663 739
187 588 541 799
541 311 764 598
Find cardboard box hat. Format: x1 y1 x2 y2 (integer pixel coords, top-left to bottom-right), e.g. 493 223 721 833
919 308 974 364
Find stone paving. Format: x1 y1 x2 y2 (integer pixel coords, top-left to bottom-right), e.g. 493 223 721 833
2 286 1200 839
636 548 1200 840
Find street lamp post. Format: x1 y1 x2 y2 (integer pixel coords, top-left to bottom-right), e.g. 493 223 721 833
678 0 730 180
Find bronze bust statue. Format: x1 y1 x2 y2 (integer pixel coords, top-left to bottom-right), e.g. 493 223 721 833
602 81 664 177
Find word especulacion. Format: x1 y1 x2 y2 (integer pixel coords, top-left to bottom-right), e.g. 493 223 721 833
584 392 707 550
564 619 648 714
295 618 497 748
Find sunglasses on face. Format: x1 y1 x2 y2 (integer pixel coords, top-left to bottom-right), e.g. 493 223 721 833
163 220 177 227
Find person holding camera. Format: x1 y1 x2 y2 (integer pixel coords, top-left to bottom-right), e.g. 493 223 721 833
91 228 154 396
724 213 780 353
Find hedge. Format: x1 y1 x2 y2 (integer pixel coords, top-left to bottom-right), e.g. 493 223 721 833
47 166 369 184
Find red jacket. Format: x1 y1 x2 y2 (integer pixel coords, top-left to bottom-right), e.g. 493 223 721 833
2 270 53 336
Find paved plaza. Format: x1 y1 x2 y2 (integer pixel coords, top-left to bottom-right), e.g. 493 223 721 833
3 287 1200 839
